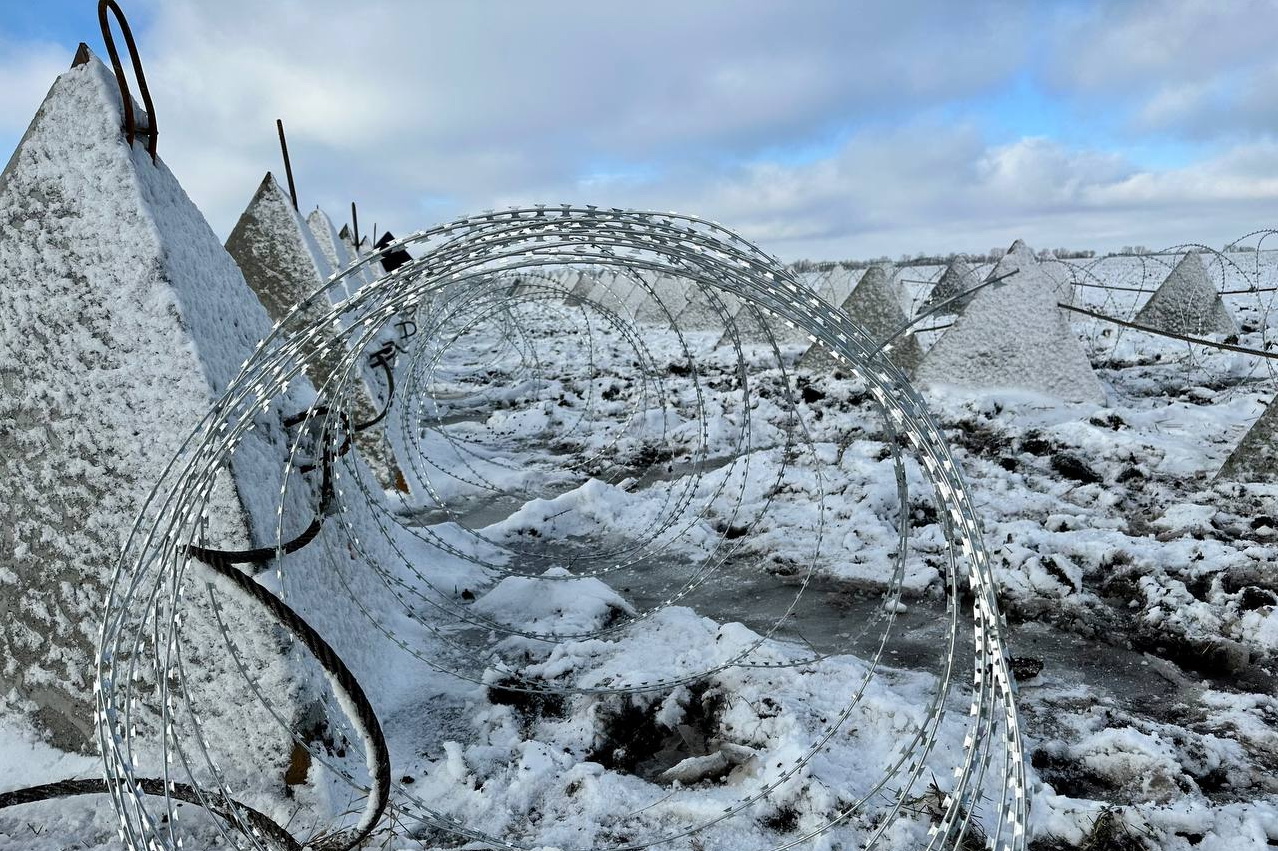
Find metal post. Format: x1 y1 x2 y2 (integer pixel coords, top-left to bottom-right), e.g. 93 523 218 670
276 119 298 212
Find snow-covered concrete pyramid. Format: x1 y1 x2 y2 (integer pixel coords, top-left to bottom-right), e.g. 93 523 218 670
816 268 860 308
307 207 361 301
336 222 381 293
227 174 332 317
913 240 1106 403
564 270 596 304
339 225 374 270
307 208 348 272
795 270 823 295
672 283 726 330
1134 252 1237 336
0 51 315 756
1218 400 1278 482
632 272 691 324
712 286 811 348
227 175 400 488
798 265 922 373
924 256 977 312
616 271 653 318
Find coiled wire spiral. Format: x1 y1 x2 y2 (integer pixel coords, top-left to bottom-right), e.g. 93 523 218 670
97 207 1026 851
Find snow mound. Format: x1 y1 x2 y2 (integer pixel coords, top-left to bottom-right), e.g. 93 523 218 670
913 240 1106 404
1134 252 1238 336
472 567 635 635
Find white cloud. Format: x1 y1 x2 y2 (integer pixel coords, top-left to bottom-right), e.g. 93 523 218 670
1 0 1274 263
1049 0 1278 139
109 0 1033 235
1051 0 1278 89
592 129 1278 260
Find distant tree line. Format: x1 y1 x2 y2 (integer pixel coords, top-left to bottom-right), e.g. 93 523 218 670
789 246 1096 272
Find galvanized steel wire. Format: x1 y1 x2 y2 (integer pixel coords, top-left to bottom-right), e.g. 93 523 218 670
96 206 1027 851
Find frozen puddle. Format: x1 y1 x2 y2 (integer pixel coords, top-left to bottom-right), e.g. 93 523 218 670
406 502 1204 725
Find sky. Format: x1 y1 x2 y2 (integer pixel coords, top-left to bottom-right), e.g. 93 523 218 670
2 0 1277 261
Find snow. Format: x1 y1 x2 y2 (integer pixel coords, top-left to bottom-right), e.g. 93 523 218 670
914 240 1107 404
226 177 400 488
3 61 1278 850
6 227 1278 848
0 51 314 783
923 256 977 313
1134 252 1238 337
352 266 1278 849
798 265 922 374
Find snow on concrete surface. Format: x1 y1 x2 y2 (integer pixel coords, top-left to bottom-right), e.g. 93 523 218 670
617 270 654 318
564 269 595 303
711 273 815 350
632 272 692 325
914 240 1107 404
924 256 977 312
0 52 313 782
1217 395 1278 482
1135 252 1239 337
227 174 400 488
227 173 336 328
798 265 922 373
306 206 363 302
815 267 861 308
672 283 730 331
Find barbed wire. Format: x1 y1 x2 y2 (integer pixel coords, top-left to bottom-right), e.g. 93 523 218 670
90 206 1026 851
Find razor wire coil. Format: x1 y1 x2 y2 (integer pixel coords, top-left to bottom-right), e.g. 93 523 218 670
90 206 1027 851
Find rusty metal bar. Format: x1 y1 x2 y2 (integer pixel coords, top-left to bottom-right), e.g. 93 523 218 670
276 119 298 211
98 0 158 161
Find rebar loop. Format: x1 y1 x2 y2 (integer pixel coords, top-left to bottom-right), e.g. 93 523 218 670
98 0 157 160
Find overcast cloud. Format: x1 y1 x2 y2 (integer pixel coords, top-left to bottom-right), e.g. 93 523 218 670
1 0 1276 259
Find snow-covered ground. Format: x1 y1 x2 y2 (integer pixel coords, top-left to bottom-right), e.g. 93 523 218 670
5 252 1278 850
